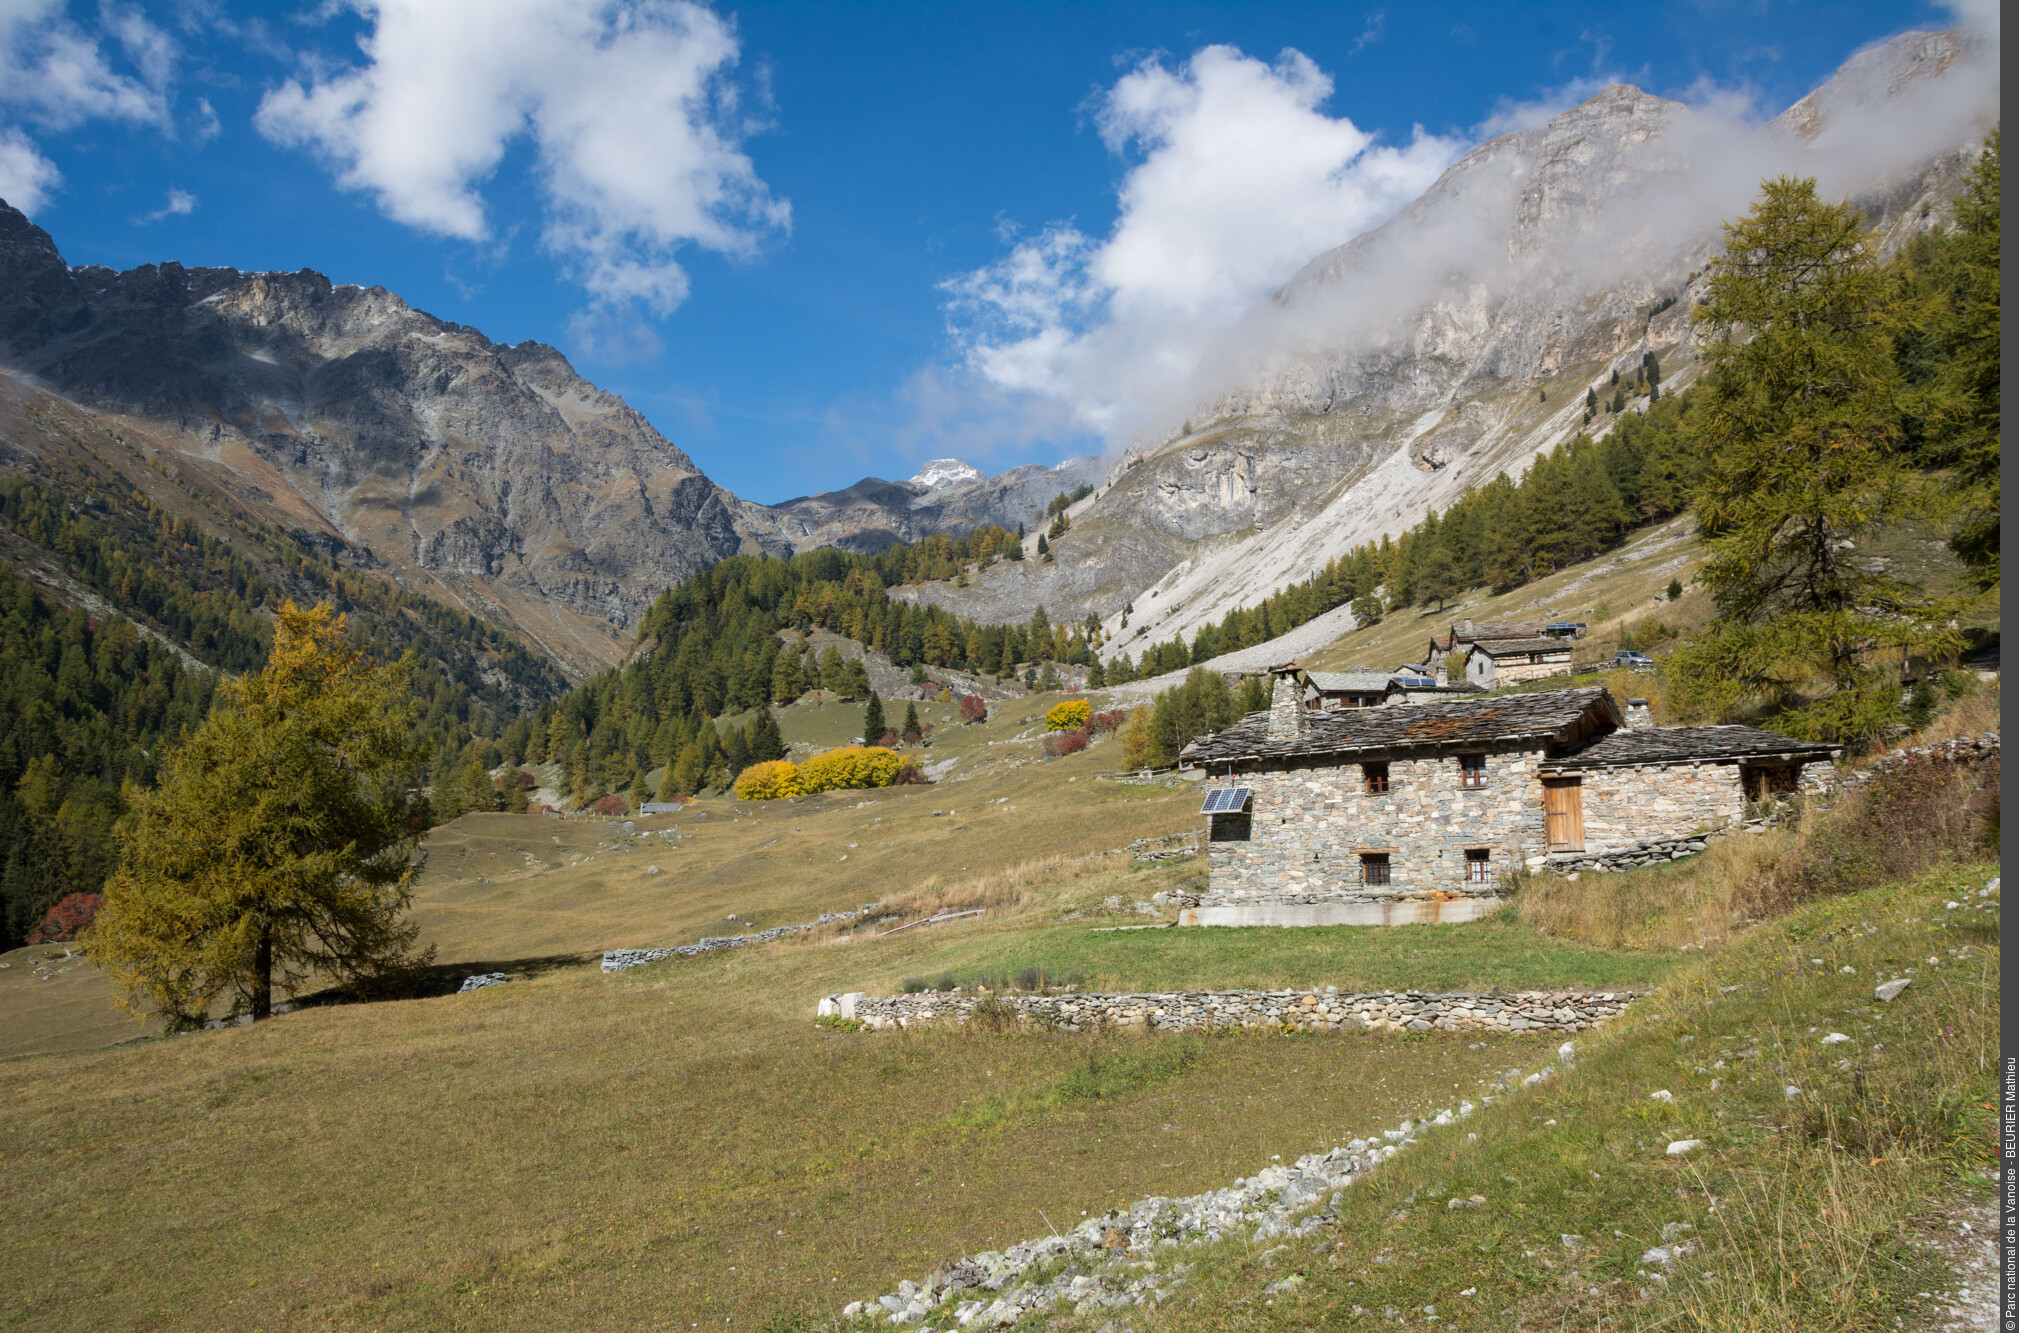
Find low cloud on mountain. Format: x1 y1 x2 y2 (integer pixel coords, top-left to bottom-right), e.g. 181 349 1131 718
941 8 2000 455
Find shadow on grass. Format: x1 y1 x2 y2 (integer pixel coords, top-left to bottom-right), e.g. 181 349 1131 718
293 951 597 1008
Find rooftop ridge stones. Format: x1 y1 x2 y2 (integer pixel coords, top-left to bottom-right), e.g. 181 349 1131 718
1538 724 1841 771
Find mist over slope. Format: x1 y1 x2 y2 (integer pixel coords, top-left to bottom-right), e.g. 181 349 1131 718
908 28 1997 657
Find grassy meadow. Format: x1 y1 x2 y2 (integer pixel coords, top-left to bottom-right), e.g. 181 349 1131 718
0 550 1997 1333
1093 862 1999 1333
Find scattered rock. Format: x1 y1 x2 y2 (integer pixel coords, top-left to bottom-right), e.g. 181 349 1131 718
1820 1032 1852 1045
458 973 509 993
1666 1140 1705 1156
1874 978 1911 1003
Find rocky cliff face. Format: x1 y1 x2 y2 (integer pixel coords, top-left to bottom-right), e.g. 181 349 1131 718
0 208 809 673
909 28 1995 663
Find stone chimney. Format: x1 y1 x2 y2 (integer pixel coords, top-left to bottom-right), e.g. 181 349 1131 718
1434 660 1448 687
1624 697 1653 730
1266 673 1307 742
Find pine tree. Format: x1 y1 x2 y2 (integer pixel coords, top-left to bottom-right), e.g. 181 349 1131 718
1036 533 1050 557
1666 175 1958 739
1415 550 1461 611
1586 386 1597 411
85 602 433 1028
862 691 885 745
901 701 922 742
747 707 786 763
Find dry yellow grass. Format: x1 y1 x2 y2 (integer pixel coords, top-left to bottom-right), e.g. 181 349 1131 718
0 909 1562 1333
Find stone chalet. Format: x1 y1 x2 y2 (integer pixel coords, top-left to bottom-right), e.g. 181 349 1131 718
1174 682 1837 927
1464 636 1574 687
1299 666 1482 709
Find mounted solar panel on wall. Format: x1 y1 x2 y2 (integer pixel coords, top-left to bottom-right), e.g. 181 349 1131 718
1199 786 1251 815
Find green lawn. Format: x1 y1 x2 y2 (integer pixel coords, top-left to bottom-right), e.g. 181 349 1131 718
858 906 1680 996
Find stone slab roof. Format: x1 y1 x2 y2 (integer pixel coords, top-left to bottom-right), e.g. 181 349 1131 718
1396 682 1484 694
1183 687 1620 766
1542 725 1840 770
1454 620 1550 641
1306 670 1394 692
1474 637 1573 656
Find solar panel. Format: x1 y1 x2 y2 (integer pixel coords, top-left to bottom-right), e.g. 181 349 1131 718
1200 786 1251 815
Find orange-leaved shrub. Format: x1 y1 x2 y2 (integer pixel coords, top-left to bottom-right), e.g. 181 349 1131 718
734 760 803 800
798 745 902 793
959 694 988 723
593 794 629 816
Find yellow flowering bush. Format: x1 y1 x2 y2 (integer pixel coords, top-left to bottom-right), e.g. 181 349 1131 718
797 745 902 794
1044 699 1092 732
733 759 803 800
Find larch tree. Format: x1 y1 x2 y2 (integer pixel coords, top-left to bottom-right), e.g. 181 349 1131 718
85 602 432 1029
1914 130 2000 588
1665 176 1959 739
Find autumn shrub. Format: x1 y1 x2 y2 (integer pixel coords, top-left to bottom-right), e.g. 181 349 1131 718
733 759 803 801
797 745 902 793
593 794 629 816
1045 699 1092 732
28 892 103 944
893 758 927 785
1043 729 1089 756
1088 709 1125 735
959 693 987 723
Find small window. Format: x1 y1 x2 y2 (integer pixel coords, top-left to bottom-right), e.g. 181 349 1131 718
1363 762 1390 794
1360 853 1391 886
1459 753 1485 788
1465 848 1492 883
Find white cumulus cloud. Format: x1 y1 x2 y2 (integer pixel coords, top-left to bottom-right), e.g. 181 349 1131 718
941 44 1460 442
0 125 60 214
0 0 177 215
256 0 789 324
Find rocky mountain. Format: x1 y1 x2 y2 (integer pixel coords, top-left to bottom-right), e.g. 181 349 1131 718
766 457 1108 552
0 205 1104 676
904 28 1997 665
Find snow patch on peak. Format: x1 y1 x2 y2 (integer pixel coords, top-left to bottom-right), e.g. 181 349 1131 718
909 459 984 490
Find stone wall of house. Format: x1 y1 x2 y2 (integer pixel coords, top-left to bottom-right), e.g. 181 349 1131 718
827 986 1637 1034
1204 744 1545 906
1469 653 1571 687
1574 762 1748 854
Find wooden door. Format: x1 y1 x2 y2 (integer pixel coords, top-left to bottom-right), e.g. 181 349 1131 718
1542 777 1584 852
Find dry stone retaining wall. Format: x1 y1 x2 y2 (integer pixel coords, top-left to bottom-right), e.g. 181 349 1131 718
833 987 1636 1034
604 903 882 972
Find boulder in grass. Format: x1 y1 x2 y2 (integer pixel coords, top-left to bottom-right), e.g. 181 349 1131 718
1666 1139 1705 1156
1874 978 1911 1002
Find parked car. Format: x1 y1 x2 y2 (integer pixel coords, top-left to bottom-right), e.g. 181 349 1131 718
1612 650 1655 671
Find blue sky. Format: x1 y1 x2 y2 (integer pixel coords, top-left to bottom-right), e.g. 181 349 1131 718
0 1 1963 503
